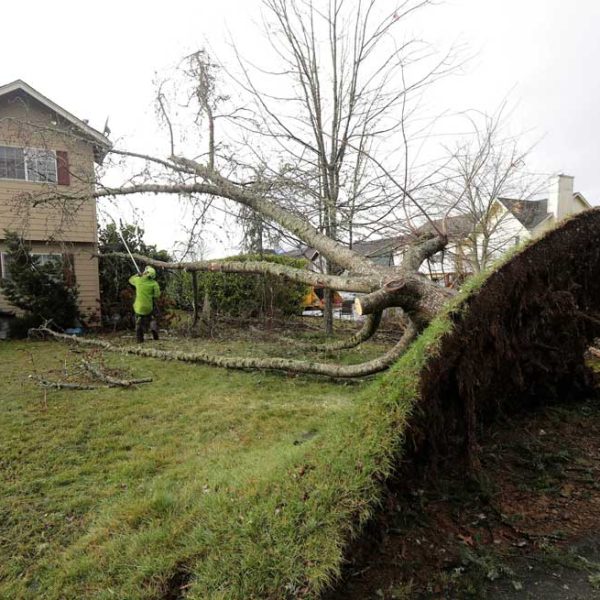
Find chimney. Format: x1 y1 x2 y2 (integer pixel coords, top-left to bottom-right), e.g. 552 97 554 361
547 174 574 221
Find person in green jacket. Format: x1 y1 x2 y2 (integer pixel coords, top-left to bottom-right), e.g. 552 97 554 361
129 266 161 343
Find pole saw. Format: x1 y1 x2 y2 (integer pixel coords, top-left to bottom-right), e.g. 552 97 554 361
116 224 141 275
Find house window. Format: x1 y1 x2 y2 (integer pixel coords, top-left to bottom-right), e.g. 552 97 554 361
33 253 61 267
32 253 64 282
0 253 63 282
0 145 57 183
25 149 57 182
0 146 25 180
0 252 12 281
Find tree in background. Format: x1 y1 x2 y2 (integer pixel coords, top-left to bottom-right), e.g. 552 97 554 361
436 106 542 274
0 231 80 336
98 222 172 328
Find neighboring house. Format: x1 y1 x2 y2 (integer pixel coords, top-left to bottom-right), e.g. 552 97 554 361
422 174 592 285
0 80 111 322
284 174 592 289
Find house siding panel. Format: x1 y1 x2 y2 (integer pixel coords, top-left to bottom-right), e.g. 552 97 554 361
0 92 97 243
0 88 102 321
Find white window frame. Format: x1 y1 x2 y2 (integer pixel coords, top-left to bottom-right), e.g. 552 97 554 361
0 144 57 183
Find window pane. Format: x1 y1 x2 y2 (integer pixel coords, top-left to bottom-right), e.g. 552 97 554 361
0 253 13 281
37 254 57 266
25 149 57 183
0 146 25 180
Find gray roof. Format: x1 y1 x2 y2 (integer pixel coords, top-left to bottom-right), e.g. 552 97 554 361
352 235 408 258
497 198 549 229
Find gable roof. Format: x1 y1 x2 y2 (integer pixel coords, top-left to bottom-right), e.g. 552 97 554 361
573 191 592 209
284 246 320 261
0 79 112 163
497 198 549 229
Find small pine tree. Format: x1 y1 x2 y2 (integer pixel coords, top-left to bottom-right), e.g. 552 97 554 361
0 231 80 331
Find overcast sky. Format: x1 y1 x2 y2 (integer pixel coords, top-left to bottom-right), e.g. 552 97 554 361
2 0 599 255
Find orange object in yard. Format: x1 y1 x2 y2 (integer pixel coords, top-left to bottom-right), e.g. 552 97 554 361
302 288 323 309
302 287 343 309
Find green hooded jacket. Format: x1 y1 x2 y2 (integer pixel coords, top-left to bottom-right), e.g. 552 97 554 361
129 274 161 316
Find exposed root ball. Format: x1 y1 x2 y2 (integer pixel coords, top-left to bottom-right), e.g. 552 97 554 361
409 209 600 468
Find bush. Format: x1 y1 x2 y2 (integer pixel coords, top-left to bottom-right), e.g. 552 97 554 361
167 254 309 319
0 231 80 333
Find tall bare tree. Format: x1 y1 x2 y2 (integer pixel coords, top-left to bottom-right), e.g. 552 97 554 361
433 106 543 276
229 0 457 332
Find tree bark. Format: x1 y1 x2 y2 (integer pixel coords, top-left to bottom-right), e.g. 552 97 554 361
323 288 334 335
282 312 383 352
39 323 417 379
191 271 199 328
100 252 376 293
355 272 454 324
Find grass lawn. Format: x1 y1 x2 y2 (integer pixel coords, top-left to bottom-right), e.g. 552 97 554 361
0 329 412 599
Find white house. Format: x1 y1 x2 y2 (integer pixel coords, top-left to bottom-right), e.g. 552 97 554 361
421 174 592 285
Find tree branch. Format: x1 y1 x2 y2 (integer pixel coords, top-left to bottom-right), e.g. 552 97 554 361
280 311 383 352
39 323 417 379
100 251 376 293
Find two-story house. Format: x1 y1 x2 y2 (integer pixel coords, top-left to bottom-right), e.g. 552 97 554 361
420 174 592 285
0 80 111 323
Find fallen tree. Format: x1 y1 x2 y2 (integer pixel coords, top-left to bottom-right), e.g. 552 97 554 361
21 211 600 600
15 0 560 376
19 0 465 374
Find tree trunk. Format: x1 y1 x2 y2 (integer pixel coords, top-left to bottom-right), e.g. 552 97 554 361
191 271 199 328
199 289 213 337
323 288 334 335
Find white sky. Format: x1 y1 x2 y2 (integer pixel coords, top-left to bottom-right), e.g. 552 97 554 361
2 0 600 255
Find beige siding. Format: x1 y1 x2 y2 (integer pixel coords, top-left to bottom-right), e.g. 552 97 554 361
0 241 100 321
0 90 101 323
0 91 98 243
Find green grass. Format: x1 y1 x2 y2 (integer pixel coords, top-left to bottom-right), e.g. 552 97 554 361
0 333 410 599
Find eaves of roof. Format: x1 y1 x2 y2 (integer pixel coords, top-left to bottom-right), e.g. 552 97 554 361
0 79 112 163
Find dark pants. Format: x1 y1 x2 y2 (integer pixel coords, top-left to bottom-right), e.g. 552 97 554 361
136 314 159 343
